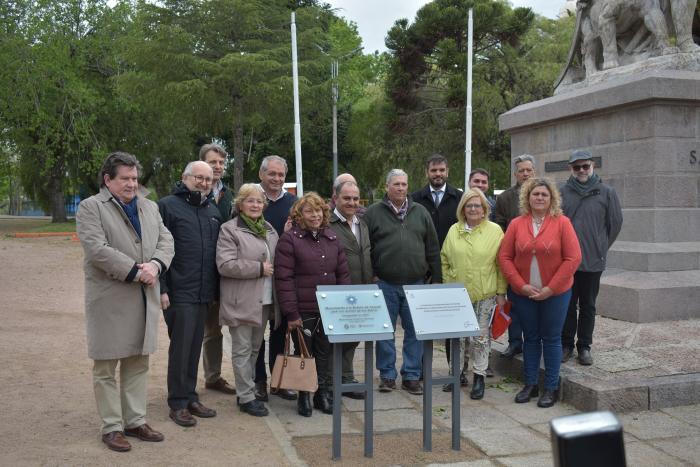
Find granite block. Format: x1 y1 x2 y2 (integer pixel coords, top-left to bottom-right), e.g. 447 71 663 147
619 411 700 440
648 374 700 409
462 427 549 457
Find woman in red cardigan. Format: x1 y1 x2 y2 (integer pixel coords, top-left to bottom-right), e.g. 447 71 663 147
498 178 581 408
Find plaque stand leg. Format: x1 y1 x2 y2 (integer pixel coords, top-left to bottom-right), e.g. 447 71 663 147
422 338 461 452
331 341 374 460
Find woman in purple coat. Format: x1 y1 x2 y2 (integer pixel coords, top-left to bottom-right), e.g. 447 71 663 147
275 192 351 417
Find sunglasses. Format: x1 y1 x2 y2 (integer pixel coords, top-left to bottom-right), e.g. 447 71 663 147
572 163 591 172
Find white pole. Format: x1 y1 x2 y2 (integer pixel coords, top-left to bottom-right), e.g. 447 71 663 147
464 8 473 191
291 12 304 196
332 60 338 181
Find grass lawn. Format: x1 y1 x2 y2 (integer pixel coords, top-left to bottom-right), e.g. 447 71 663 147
0 218 75 235
27 220 76 232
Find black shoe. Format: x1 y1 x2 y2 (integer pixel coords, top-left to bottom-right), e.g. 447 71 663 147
459 371 469 387
273 388 298 400
537 389 558 408
313 390 333 414
442 383 453 392
254 382 269 402
515 384 539 403
297 391 312 417
342 390 365 400
502 343 523 359
561 347 574 363
485 366 495 377
239 399 269 417
470 374 485 400
578 349 593 365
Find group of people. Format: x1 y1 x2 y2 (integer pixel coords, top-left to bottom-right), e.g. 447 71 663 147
76 146 621 453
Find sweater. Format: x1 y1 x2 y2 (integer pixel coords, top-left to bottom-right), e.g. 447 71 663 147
263 191 297 236
363 197 442 284
497 214 582 296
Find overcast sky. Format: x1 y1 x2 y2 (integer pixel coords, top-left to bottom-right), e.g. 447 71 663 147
326 1 565 53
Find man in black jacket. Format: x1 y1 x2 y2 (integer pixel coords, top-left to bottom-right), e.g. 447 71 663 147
158 161 221 427
560 150 622 365
410 154 461 248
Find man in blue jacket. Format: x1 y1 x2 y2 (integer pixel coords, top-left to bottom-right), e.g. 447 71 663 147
158 161 222 427
560 150 623 366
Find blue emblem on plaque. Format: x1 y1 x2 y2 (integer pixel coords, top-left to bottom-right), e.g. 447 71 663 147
346 295 358 305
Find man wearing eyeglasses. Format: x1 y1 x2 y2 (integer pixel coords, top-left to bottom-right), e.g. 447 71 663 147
560 150 622 366
158 161 222 427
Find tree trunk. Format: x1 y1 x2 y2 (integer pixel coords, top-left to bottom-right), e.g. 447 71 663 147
48 174 67 223
232 120 245 192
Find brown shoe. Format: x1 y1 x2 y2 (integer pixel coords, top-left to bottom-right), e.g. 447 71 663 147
378 378 396 392
188 401 216 418
124 423 164 442
401 379 423 395
170 408 197 427
102 431 131 452
205 377 236 395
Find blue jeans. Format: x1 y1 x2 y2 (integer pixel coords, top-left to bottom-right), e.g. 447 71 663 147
376 280 423 381
510 289 571 390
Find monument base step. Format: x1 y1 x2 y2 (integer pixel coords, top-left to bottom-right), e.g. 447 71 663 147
607 241 700 272
491 344 700 413
598 268 700 322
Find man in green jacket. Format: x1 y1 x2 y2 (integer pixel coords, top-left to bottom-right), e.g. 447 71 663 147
200 143 236 395
329 178 373 399
364 169 442 396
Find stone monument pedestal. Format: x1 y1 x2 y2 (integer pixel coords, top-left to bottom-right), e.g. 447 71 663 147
499 70 700 323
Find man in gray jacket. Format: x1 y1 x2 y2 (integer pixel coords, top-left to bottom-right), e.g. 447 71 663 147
560 150 623 365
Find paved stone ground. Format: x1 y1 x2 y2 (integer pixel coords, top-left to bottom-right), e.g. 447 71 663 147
224 329 700 466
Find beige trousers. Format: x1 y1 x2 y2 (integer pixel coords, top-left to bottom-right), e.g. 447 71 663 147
229 306 270 404
93 355 149 435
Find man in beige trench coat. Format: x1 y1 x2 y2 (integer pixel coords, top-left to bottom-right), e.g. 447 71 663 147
76 152 174 452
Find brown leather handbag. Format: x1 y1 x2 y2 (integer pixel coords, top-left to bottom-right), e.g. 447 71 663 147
270 328 318 393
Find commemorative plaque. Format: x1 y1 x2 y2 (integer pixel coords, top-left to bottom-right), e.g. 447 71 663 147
403 283 480 340
316 284 394 343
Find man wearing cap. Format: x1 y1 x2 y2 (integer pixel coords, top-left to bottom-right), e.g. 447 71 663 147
560 150 622 365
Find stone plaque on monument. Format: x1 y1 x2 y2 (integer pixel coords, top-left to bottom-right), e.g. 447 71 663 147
316 284 394 343
403 283 480 340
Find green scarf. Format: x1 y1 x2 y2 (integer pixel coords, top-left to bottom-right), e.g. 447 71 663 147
567 172 600 196
240 213 267 238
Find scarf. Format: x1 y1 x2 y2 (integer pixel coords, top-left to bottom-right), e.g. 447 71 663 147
117 197 141 238
567 172 600 196
240 213 267 238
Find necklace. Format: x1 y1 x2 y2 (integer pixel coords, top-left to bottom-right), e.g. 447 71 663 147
532 215 544 227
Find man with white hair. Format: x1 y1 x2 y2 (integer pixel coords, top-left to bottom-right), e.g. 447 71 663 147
158 161 222 427
364 169 441 396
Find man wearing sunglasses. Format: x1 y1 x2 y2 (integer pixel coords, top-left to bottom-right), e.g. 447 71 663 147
560 150 623 366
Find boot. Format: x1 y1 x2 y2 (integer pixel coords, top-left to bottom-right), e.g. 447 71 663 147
313 389 333 414
470 374 485 400
297 391 312 417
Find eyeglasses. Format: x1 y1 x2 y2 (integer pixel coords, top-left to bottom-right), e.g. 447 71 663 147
572 163 591 172
189 174 213 184
464 203 483 210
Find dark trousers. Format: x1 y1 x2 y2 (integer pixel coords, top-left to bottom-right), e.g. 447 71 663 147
299 313 331 390
562 271 603 352
163 302 206 410
254 316 291 384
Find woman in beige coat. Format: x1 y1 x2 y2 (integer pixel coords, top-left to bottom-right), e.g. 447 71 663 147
216 184 280 417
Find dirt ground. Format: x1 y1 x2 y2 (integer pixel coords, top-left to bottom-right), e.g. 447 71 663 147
0 230 290 466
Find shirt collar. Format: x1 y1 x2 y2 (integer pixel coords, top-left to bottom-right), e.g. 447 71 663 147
334 208 359 225
430 184 446 193
257 183 287 202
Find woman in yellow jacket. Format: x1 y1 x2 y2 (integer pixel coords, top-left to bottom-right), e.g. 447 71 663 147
441 188 507 399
